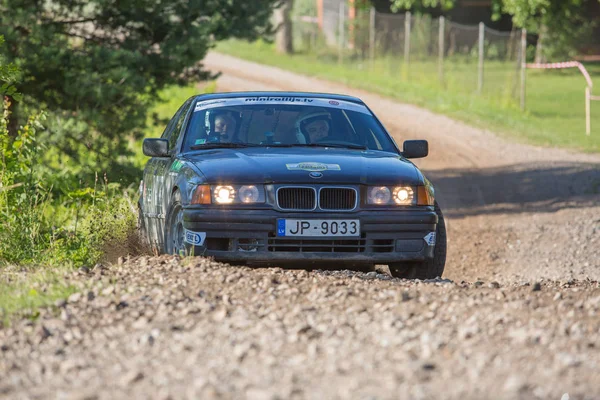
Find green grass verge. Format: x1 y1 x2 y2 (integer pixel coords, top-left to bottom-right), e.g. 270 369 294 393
0 266 77 326
217 40 600 153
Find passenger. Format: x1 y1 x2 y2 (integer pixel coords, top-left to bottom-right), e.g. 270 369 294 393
295 110 332 144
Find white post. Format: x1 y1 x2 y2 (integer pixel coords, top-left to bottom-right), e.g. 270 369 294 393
478 22 484 94
438 16 445 86
586 86 591 135
369 7 376 64
520 29 527 111
338 2 345 64
404 11 411 70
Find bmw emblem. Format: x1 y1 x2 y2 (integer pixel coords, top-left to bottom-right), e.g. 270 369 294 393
309 171 323 179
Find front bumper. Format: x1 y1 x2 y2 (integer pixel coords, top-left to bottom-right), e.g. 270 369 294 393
183 208 437 266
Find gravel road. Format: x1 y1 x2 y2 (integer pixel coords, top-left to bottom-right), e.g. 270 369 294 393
1 53 599 399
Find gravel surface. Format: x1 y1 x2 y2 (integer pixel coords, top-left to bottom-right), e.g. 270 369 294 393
2 258 599 400
1 54 599 399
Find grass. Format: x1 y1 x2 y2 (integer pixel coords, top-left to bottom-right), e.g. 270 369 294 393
0 266 77 326
217 39 600 153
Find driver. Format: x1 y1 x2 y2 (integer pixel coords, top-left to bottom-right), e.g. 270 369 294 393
295 109 332 144
213 112 237 142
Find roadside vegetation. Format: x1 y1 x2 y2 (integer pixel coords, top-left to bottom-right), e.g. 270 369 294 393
0 31 216 323
0 78 209 324
0 0 280 322
217 39 600 153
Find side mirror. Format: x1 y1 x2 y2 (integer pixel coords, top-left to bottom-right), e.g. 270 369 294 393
143 138 169 157
402 140 428 159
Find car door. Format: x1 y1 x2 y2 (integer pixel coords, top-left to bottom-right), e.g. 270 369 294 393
143 102 187 250
153 99 194 249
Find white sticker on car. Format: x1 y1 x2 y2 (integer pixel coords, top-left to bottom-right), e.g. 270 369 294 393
424 232 436 246
184 230 206 246
286 162 341 171
193 97 371 115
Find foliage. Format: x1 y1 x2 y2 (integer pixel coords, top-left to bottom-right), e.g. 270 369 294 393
497 0 599 59
0 74 205 322
0 94 139 267
388 0 599 59
0 0 281 187
0 97 48 263
390 0 456 12
293 0 317 16
0 36 141 268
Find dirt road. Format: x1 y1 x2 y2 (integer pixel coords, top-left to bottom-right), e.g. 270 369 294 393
1 53 599 400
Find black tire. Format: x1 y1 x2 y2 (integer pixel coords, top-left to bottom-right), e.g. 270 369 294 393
164 191 187 256
389 202 447 279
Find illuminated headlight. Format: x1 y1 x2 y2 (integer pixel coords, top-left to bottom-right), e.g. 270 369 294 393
214 185 235 204
368 186 391 205
239 185 260 203
211 185 265 204
368 186 419 205
393 186 414 205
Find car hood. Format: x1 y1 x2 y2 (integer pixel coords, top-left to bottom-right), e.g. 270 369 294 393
183 148 421 185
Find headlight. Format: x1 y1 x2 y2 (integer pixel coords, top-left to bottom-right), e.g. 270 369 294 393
393 186 414 205
211 184 265 204
214 185 236 204
368 186 391 204
367 186 421 206
239 185 260 203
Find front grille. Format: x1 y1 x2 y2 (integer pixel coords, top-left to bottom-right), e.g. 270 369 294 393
277 187 315 210
319 188 357 210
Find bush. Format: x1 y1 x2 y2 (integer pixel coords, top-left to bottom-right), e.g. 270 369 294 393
0 96 142 268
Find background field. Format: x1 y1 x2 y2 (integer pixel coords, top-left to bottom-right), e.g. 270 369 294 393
218 39 600 153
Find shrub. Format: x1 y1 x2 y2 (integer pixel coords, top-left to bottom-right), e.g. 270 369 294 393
1 96 142 268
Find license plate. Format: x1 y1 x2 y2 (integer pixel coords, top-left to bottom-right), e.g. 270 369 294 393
277 219 360 237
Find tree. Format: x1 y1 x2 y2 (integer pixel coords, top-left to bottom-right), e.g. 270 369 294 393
389 0 599 60
275 0 294 54
498 0 600 60
0 0 282 184
390 0 455 12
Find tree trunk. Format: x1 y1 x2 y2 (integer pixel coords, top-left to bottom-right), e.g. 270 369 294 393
5 96 19 139
534 24 547 64
274 0 294 54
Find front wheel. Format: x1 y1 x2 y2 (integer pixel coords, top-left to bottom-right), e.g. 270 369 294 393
164 191 187 256
389 202 447 279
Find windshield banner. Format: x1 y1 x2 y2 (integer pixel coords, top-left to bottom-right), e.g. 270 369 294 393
193 97 371 115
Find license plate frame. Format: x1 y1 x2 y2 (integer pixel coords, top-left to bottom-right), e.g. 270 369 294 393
276 219 361 238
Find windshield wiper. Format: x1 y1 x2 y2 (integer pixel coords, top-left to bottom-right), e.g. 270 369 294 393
271 143 368 150
190 142 261 150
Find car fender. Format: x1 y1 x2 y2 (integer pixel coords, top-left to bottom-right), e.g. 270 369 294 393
172 161 207 206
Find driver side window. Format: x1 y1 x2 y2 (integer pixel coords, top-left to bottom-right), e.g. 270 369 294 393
170 100 192 152
160 99 192 153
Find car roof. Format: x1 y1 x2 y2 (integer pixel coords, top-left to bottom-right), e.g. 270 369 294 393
194 91 365 105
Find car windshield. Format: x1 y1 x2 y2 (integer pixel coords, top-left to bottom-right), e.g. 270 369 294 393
182 97 398 152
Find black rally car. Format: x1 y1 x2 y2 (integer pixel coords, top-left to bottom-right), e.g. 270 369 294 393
139 92 446 279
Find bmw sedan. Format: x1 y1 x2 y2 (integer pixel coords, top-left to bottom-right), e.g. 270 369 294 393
139 92 446 279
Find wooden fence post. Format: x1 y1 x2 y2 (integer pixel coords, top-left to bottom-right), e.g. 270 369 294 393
439 16 445 86
369 7 375 65
520 29 527 111
478 22 484 94
338 2 345 64
404 11 411 74
586 86 591 135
